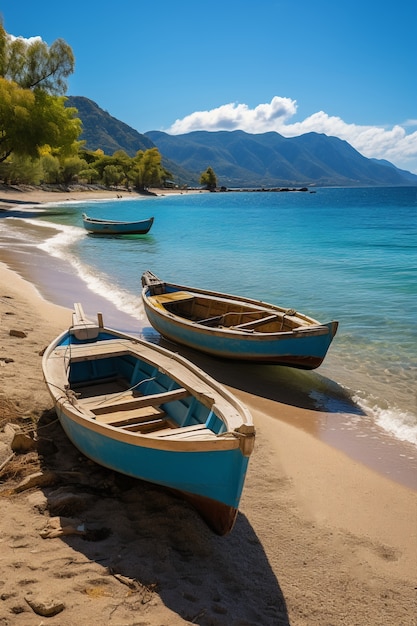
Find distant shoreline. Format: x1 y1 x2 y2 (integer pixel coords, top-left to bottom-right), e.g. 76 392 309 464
2 183 415 212
222 186 311 192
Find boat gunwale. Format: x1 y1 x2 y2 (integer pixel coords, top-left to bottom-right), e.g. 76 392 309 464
42 306 255 534
43 330 254 452
142 283 337 338
82 214 154 235
82 213 154 226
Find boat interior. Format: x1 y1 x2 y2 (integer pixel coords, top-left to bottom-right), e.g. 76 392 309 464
148 290 303 332
68 348 223 439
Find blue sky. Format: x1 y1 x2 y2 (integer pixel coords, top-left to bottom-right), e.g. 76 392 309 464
2 0 417 173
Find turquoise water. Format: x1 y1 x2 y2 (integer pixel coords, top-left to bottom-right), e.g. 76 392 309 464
2 186 417 449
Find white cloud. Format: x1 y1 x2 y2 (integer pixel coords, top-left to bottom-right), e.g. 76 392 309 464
168 97 297 134
165 97 417 174
8 34 43 46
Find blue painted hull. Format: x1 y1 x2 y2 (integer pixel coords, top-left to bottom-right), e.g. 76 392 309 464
141 275 338 369
58 410 249 508
82 214 154 235
42 315 255 534
145 308 336 368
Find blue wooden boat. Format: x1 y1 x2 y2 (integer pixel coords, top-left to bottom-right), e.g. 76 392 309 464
82 213 154 235
42 303 255 535
141 271 338 369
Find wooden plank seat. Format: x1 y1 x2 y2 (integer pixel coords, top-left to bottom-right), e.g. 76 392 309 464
198 315 224 326
90 387 190 416
78 390 138 407
79 387 191 433
232 314 280 330
94 406 179 433
62 339 132 361
121 416 176 433
94 405 166 425
152 424 218 440
149 291 194 309
77 383 217 437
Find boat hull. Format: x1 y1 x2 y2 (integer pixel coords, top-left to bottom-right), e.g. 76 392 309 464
144 305 337 368
42 313 255 535
141 275 338 369
57 406 249 511
82 215 154 235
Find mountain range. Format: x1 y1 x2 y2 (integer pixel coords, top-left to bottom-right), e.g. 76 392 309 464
66 96 417 188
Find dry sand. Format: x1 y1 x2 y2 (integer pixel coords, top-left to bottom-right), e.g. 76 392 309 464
0 184 199 210
0 187 416 625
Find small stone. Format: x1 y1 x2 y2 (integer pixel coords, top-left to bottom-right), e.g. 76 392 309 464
25 595 65 617
11 432 37 453
9 329 27 338
14 470 57 492
40 516 86 539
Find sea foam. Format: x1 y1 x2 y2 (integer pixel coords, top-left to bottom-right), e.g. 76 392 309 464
28 219 146 322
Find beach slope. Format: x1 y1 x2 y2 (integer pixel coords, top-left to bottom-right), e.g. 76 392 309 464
0 261 416 625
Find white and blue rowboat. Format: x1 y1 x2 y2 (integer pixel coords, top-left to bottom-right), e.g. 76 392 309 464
141 271 338 369
82 213 154 235
42 303 255 535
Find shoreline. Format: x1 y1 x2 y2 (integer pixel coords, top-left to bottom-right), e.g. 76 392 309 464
0 184 203 211
0 185 139 210
1 261 416 624
0 187 416 623
0 185 416 492
1 186 417 490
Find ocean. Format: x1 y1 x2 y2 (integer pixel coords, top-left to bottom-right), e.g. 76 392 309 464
1 186 416 484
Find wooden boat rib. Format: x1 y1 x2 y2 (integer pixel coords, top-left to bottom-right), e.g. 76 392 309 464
42 303 255 535
141 270 338 369
82 213 154 235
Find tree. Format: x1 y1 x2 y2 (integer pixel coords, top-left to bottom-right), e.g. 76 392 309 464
112 150 133 188
0 78 81 163
0 23 74 94
78 166 100 184
200 166 217 191
0 78 35 162
0 22 79 168
60 156 87 184
103 164 123 187
0 154 43 185
40 153 60 183
131 148 165 191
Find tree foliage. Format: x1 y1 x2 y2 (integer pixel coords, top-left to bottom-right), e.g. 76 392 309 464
200 166 217 190
0 22 79 165
0 23 74 94
131 148 165 190
0 77 81 163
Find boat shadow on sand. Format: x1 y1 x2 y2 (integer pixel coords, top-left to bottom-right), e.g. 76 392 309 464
36 409 290 625
142 330 366 417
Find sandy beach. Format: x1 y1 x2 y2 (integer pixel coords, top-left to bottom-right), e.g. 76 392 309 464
0 187 416 625
0 184 198 209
